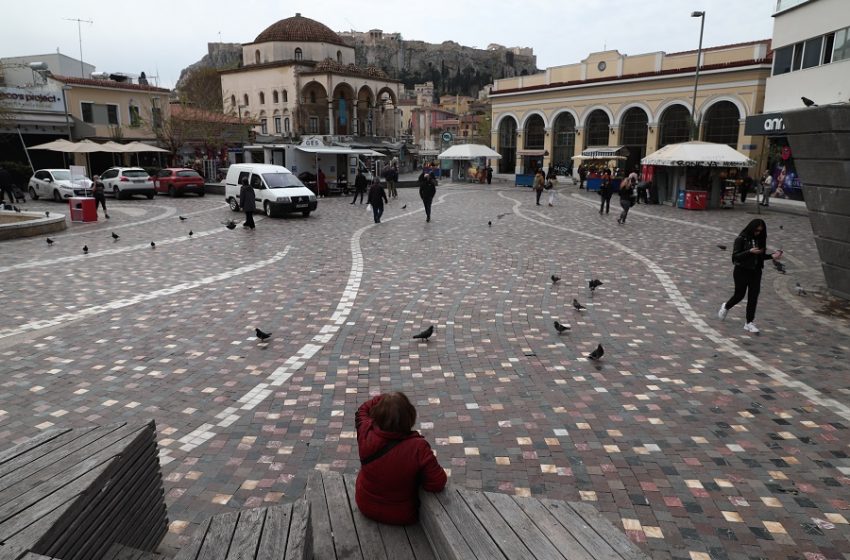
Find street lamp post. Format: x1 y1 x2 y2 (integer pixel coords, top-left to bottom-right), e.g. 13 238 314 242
690 11 706 140
61 85 73 168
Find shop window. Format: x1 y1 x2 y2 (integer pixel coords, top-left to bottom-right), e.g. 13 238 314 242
273 90 279 104
274 116 281 133
81 102 94 123
107 104 119 126
295 48 303 61
802 36 823 69
259 91 265 104
261 118 268 135
773 45 793 75
833 27 850 63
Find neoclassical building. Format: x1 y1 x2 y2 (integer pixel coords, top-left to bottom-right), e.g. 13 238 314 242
489 40 773 175
220 13 401 140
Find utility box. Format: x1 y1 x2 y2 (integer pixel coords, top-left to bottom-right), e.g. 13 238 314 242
69 197 97 223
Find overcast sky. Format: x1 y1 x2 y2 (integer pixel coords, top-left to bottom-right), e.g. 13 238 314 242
2 0 776 89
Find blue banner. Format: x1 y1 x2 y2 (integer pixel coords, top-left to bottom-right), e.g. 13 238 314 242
338 98 347 125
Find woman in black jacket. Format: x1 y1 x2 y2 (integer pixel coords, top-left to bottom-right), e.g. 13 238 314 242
718 219 782 333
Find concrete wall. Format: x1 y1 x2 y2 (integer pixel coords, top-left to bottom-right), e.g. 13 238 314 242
63 85 169 140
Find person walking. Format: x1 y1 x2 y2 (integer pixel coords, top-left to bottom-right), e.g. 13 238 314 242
717 219 783 334
351 169 367 204
533 169 545 206
419 172 436 222
598 169 612 214
317 168 327 198
385 164 398 199
617 174 635 224
578 165 587 189
545 170 557 206
486 165 493 185
760 169 772 207
354 392 447 525
740 174 754 203
91 175 109 219
368 179 388 223
239 177 256 229
0 166 15 206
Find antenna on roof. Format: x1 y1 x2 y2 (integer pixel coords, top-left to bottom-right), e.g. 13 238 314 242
63 17 93 78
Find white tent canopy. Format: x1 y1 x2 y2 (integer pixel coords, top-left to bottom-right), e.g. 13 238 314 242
642 141 755 167
437 144 502 160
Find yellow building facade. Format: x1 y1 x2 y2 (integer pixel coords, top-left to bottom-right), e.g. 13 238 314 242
489 40 773 176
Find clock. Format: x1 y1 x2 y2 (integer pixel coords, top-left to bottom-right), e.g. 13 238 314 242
597 61 607 72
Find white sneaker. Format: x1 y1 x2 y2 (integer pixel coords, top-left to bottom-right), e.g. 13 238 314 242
744 322 760 333
717 303 728 321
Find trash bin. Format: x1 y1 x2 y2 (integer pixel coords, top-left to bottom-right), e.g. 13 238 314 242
69 197 97 223
677 190 686 208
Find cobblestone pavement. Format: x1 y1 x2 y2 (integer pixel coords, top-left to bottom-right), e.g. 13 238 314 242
2 183 849 560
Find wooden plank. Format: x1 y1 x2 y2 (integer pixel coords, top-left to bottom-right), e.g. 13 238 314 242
566 502 651 560
403 523 437 560
417 490 476 560
341 474 387 560
511 497 597 560
196 511 239 560
0 428 74 472
256 504 291 560
305 471 335 560
226 507 265 560
377 524 415 560
483 492 566 560
0 544 28 560
284 498 312 560
172 517 213 560
457 489 535 560
539 499 622 560
431 486 505 560
321 472 363 560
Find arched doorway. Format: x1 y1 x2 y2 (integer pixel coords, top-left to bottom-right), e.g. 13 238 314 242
585 110 610 147
376 87 399 137
658 104 691 147
620 107 648 173
300 81 329 135
498 117 517 174
552 112 576 175
702 101 741 148
356 87 374 136
523 114 545 173
332 83 355 136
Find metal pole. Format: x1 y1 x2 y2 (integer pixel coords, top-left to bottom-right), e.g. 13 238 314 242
690 12 705 141
16 127 35 174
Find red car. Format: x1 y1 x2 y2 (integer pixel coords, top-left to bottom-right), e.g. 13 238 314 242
153 168 205 197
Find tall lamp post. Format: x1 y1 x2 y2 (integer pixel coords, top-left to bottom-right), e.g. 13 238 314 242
61 85 73 168
690 10 706 140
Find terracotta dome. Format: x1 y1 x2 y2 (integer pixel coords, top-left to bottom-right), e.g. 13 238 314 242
254 13 346 46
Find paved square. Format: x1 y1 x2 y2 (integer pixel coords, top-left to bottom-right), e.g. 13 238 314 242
2 183 849 559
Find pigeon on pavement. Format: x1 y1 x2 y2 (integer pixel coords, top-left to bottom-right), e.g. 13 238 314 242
572 299 586 311
587 344 604 360
111 232 120 240
45 211 50 218
554 320 570 334
150 241 156 249
225 220 237 230
189 230 194 237
255 328 272 341
179 216 187 221
488 220 492 227
46 238 54 246
551 274 560 284
589 279 603 292
795 282 807 296
773 259 786 274
717 245 727 251
83 245 88 254
401 204 407 209
413 325 434 341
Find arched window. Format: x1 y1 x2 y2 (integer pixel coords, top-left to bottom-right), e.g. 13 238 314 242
659 105 691 147
585 110 610 146
703 101 741 148
309 91 316 104
294 48 303 61
337 50 342 63
259 91 265 104
552 113 576 171
524 115 545 149
283 90 288 103
284 117 290 133
619 107 649 171
273 90 279 104
230 95 236 108
255 50 261 65
243 94 249 106
498 117 517 174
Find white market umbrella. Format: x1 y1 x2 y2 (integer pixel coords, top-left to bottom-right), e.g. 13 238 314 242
122 141 168 153
437 144 502 160
642 141 755 167
28 139 79 152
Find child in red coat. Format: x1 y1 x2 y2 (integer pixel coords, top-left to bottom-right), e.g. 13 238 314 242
355 393 447 525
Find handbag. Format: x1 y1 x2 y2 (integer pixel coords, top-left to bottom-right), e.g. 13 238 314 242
360 438 403 465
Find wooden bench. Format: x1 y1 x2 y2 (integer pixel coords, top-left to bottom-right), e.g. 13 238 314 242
0 421 168 560
171 499 311 560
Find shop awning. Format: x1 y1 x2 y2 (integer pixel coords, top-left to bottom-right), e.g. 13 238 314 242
641 141 755 167
582 146 626 158
296 146 384 157
438 144 502 160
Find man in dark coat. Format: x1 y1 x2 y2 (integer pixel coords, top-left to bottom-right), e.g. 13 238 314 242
239 177 256 229
351 169 367 204
486 165 493 185
419 173 436 222
0 166 15 205
368 179 388 223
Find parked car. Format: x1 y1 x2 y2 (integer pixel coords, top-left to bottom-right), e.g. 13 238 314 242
27 169 92 201
153 168 205 197
224 164 317 217
100 167 155 199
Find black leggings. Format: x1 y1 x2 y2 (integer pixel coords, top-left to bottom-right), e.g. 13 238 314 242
94 194 107 212
725 267 762 323
535 189 543 205
599 195 611 213
422 197 433 220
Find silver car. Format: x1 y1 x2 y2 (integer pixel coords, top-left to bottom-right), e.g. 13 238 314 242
28 169 93 201
100 167 155 199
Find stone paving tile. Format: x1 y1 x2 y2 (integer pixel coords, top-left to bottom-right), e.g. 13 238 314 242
1 185 849 559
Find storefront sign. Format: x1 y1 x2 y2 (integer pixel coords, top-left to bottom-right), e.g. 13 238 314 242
0 86 66 113
744 112 786 136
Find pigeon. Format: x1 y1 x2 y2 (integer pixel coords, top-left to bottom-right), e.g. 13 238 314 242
401 204 407 210
255 328 272 341
179 216 187 221
150 241 156 249
413 325 434 341
779 225 784 230
587 344 604 361
13 206 21 213
83 245 88 254
225 220 237 230
189 230 194 237
554 320 570 334
795 282 807 296
111 232 120 240
717 244 727 251
551 274 561 285
488 220 492 227
589 279 603 292
45 211 50 218
773 259 786 274
46 237 54 246
801 96 817 107
572 299 586 311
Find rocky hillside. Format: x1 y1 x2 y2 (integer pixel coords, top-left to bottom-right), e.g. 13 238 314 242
177 35 537 98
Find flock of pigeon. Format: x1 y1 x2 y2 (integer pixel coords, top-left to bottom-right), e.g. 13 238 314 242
550 274 605 360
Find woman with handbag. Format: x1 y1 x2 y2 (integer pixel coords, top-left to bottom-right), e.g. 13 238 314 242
545 170 557 206
355 393 447 525
533 169 545 205
617 176 635 224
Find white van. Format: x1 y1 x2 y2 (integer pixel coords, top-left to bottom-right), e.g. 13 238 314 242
225 164 317 217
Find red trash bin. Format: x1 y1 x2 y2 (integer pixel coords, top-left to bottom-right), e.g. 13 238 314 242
69 197 98 222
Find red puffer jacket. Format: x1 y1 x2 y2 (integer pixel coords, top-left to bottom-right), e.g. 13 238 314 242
355 396 447 525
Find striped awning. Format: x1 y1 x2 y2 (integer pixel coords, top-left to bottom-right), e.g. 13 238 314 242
582 146 625 158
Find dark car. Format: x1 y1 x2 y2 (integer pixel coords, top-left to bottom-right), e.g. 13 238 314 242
153 168 205 197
